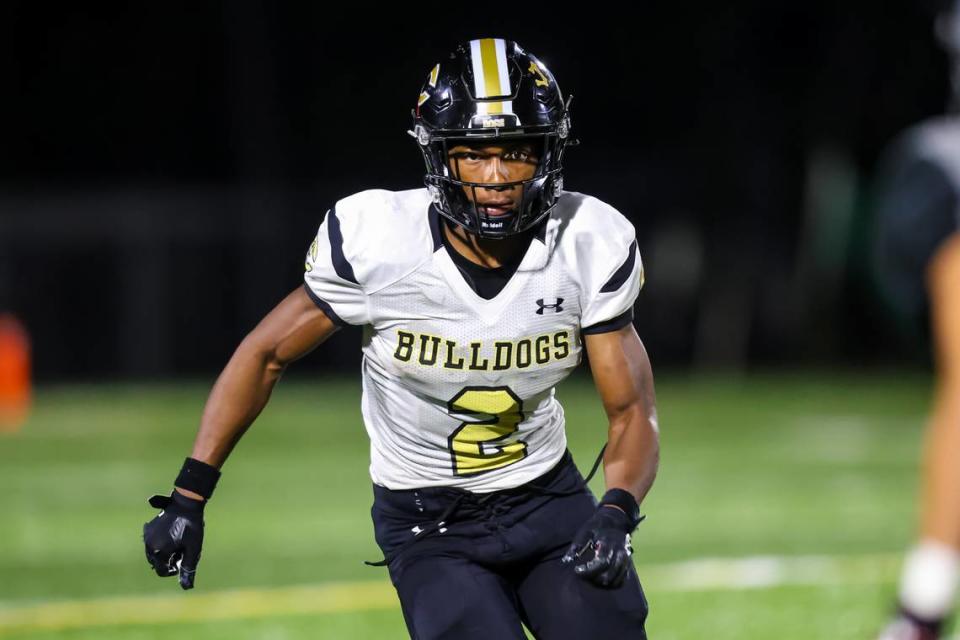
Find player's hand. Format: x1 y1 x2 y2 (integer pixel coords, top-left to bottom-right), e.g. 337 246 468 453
143 490 205 590
562 504 636 588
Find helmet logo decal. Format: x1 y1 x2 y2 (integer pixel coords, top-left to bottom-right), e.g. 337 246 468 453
417 64 441 108
470 38 515 117
528 61 549 87
481 117 505 128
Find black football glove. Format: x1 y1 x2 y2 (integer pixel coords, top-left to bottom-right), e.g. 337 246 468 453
562 489 643 589
143 491 205 590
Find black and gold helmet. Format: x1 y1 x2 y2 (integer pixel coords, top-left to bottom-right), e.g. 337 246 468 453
411 38 574 238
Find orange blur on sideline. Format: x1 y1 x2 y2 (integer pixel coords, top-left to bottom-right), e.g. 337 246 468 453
0 314 31 432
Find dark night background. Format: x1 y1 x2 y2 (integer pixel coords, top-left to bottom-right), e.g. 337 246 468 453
0 2 951 381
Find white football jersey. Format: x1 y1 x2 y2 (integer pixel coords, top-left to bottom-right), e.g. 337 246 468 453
304 188 643 492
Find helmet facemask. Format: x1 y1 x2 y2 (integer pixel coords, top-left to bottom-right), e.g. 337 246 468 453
418 128 568 239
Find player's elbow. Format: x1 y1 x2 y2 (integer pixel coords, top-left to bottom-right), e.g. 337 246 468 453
646 428 660 474
608 404 659 456
609 402 656 435
235 331 289 376
264 350 287 376
636 412 659 464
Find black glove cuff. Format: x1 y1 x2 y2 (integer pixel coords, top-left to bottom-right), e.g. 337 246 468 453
599 488 643 531
174 457 221 500
170 490 206 513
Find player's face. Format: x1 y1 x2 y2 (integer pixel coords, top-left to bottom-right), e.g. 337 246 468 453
447 141 540 218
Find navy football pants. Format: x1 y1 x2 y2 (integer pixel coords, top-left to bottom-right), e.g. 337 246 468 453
371 451 649 639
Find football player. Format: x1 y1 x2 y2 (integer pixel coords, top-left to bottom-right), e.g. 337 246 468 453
143 38 658 639
875 3 960 638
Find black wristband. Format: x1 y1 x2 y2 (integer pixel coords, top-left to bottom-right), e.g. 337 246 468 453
599 488 644 531
174 457 221 500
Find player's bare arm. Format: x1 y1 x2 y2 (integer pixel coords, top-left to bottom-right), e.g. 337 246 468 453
920 233 960 548
584 323 659 505
874 16 960 625
878 223 960 640
186 285 339 475
142 285 337 588
560 324 656 589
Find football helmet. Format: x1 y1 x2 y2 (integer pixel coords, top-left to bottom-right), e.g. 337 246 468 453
410 38 575 238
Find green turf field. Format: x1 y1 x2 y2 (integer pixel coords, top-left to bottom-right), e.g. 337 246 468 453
0 372 948 639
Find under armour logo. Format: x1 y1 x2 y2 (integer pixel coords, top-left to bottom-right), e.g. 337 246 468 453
535 298 564 314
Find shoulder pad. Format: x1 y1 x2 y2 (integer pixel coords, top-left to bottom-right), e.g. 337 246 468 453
549 191 640 293
330 188 436 293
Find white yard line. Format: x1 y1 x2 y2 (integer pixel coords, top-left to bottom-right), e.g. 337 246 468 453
642 552 901 591
0 553 903 633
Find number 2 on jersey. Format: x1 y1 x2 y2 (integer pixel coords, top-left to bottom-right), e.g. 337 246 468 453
447 386 528 476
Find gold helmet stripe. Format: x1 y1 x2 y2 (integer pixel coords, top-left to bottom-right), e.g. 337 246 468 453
469 38 513 117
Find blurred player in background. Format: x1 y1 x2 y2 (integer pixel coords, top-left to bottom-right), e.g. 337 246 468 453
142 39 658 639
876 3 960 638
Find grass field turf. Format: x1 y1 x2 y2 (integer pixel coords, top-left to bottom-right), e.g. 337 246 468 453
0 372 951 638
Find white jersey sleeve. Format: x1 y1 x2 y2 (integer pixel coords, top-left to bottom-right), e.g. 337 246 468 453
575 198 644 331
303 205 370 326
